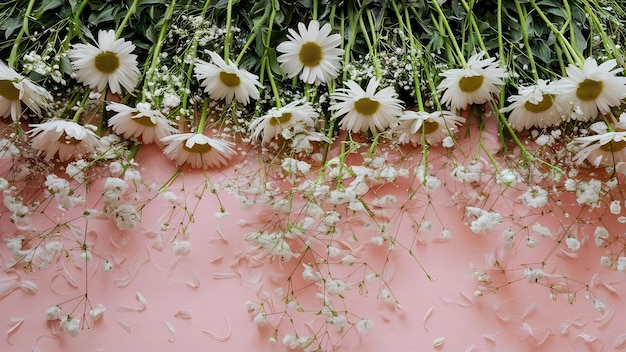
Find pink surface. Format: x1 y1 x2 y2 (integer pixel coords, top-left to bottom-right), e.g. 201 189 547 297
2 119 626 351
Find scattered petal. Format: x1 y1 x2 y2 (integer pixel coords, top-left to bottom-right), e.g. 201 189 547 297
165 319 175 343
174 311 192 319
6 316 25 344
423 306 434 332
433 337 445 348
202 315 231 341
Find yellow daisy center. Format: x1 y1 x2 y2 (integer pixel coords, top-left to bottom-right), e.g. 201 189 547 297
524 94 555 113
416 120 440 135
458 75 484 93
354 98 380 115
94 51 120 74
219 71 241 87
299 42 323 67
576 79 603 101
0 80 20 101
269 112 292 126
600 139 626 152
58 132 82 145
132 113 157 126
183 141 212 153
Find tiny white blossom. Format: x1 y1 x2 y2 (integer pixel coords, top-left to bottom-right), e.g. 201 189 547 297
172 240 191 255
89 304 106 320
524 267 546 282
325 279 348 296
46 306 62 320
618 257 626 272
610 200 621 214
302 263 322 281
356 318 373 333
60 316 80 337
565 237 581 251
593 300 605 312
521 186 549 208
526 237 539 248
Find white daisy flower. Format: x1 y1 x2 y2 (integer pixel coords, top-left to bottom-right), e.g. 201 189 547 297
571 130 626 167
0 61 52 121
394 110 465 145
559 57 626 121
250 100 319 143
194 51 261 105
330 77 404 134
28 120 101 161
67 29 140 94
438 52 507 112
276 20 344 85
160 133 236 169
501 79 566 131
107 102 178 145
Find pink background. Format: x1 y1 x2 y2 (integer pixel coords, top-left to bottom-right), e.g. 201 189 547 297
2 120 626 351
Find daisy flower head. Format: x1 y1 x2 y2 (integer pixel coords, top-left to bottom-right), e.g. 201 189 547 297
67 29 140 94
501 79 566 131
276 20 344 85
250 100 319 143
107 102 178 145
0 61 52 121
194 51 262 105
330 77 404 134
394 110 465 145
161 133 236 169
571 129 626 167
28 120 101 161
559 57 626 121
438 52 507 112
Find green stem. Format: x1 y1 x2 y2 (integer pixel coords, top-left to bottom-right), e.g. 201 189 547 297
235 2 271 65
263 0 281 108
142 0 178 102
116 0 141 39
197 98 209 134
8 0 36 68
343 4 363 81
312 0 318 20
529 0 583 66
514 0 539 81
358 11 379 77
72 90 92 123
459 0 487 54
430 0 466 66
224 0 234 63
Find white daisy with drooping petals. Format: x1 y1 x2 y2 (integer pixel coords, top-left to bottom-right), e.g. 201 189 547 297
67 29 140 94
501 79 566 131
194 51 262 105
0 61 52 121
276 20 344 85
572 130 626 167
250 100 319 143
28 120 101 161
438 52 507 112
559 57 626 121
330 77 404 134
394 110 465 145
160 133 236 169
107 102 178 145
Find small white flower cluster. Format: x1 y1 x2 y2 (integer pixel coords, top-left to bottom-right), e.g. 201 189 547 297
4 236 63 270
45 303 105 337
465 206 502 234
103 177 140 230
245 231 294 261
451 160 484 183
